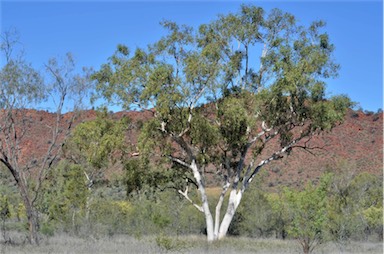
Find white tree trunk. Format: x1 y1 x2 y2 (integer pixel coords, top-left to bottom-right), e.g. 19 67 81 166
214 195 224 238
203 200 215 241
218 189 243 239
190 160 215 241
188 160 247 241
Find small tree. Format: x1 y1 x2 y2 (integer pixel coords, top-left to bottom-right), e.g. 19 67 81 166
92 5 351 241
348 172 383 240
326 162 383 244
64 109 130 181
283 174 331 254
0 30 90 244
63 109 130 222
41 161 88 233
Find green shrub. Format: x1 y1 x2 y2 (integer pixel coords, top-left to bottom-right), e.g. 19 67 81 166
40 222 55 237
155 233 188 253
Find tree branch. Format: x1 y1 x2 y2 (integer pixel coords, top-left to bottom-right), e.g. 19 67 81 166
291 135 327 155
169 155 191 169
178 185 204 213
244 135 303 189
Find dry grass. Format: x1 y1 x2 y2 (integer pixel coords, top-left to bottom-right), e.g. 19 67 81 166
0 233 382 254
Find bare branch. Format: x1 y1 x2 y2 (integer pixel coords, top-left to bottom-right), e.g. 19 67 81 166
291 136 327 156
178 185 204 213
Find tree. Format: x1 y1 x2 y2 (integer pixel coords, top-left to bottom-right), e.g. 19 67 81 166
63 109 130 221
41 161 89 234
351 173 383 240
92 5 352 241
325 162 360 246
64 109 130 181
326 162 383 245
0 30 89 244
283 174 331 254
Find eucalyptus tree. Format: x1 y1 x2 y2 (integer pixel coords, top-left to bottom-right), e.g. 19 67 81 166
63 110 130 221
0 30 90 244
92 5 352 241
64 109 130 183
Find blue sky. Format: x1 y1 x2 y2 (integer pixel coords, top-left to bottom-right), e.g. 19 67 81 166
1 0 383 111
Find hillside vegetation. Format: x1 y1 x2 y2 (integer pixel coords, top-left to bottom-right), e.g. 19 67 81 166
0 4 382 253
0 108 382 252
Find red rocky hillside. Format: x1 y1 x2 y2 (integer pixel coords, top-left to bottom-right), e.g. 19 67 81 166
13 108 383 188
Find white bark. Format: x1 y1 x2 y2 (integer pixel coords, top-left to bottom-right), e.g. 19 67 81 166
214 181 230 238
190 160 215 241
177 127 301 242
218 189 243 239
178 186 203 212
178 132 303 242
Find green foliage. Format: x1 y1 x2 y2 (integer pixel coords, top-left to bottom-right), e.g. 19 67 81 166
190 113 219 150
155 233 188 253
0 56 45 109
40 221 55 237
87 199 133 236
363 206 382 230
0 194 11 221
226 170 382 246
218 96 253 152
125 159 144 196
349 172 383 210
326 166 383 243
266 192 289 239
92 4 352 177
230 186 275 237
40 161 88 232
283 176 330 254
125 158 189 198
68 109 130 169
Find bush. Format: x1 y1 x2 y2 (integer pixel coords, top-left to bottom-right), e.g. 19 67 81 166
155 233 188 253
40 222 55 237
230 186 276 237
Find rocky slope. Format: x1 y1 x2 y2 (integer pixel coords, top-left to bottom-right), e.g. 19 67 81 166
13 108 383 188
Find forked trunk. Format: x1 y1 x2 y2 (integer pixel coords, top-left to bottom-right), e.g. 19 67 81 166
203 190 243 241
191 161 245 242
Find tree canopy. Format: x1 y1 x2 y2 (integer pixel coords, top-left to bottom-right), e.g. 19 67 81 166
92 5 352 241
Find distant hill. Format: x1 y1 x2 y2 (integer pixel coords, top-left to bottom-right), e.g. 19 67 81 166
16 108 383 189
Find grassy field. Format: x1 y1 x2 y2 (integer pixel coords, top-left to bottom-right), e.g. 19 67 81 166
1 233 382 254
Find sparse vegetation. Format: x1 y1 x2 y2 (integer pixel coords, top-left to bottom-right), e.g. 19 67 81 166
0 234 382 254
0 3 382 253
